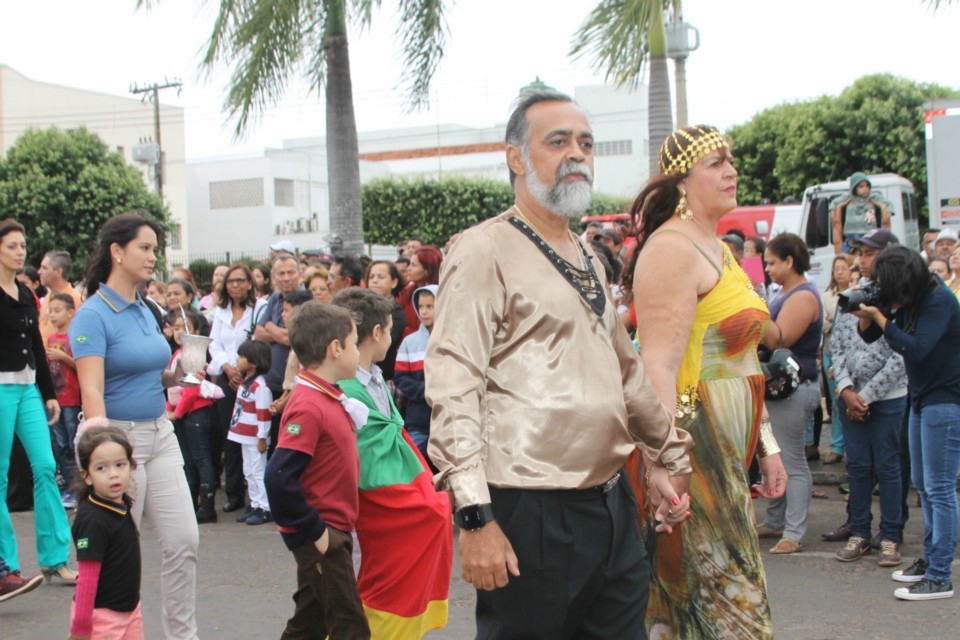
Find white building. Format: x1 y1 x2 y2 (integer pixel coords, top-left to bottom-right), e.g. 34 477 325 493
186 82 649 260
186 150 388 262
0 65 188 263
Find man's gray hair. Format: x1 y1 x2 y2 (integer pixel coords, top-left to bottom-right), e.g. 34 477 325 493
272 253 299 268
44 250 72 280
505 88 575 187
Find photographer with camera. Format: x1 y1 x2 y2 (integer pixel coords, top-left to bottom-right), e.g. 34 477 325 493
825 230 909 571
855 245 960 601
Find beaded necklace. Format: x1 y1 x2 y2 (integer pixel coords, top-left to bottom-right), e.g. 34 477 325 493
509 205 606 317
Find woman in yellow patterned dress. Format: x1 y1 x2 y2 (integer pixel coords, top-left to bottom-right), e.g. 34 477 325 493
624 126 788 639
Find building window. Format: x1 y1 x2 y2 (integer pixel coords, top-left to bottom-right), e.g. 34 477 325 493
209 178 265 209
168 223 181 250
275 178 295 207
595 140 633 156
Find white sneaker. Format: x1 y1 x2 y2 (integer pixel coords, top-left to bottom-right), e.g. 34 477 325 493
892 557 928 583
894 578 954 601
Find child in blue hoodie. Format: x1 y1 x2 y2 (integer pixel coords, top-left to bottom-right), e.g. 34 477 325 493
394 285 437 468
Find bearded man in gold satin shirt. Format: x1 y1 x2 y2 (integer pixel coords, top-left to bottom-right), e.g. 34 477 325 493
425 88 694 639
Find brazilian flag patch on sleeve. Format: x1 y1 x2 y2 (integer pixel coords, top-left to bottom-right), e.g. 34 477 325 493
77 538 89 549
286 424 301 435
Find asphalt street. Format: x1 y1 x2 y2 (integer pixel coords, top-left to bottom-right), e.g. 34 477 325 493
3 445 959 639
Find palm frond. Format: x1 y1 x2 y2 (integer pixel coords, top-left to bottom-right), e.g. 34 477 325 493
199 0 317 138
351 0 382 31
301 0 331 97
665 0 682 21
394 0 449 110
570 0 660 89
926 0 956 9
199 0 242 68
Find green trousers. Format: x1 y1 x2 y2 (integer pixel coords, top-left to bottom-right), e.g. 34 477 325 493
0 383 72 571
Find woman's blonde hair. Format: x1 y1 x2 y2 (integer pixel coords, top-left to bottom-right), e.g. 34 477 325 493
828 253 855 293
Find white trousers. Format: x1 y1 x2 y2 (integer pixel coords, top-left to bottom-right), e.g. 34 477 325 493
241 442 269 511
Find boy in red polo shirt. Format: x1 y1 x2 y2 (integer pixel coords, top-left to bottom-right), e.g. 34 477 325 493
263 301 370 640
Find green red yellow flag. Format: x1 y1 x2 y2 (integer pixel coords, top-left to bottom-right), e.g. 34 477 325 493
340 378 452 638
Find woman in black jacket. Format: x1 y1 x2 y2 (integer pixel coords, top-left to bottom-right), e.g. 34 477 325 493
0 218 76 583
857 246 960 601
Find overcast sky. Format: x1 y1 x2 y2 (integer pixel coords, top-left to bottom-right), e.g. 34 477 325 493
0 0 956 160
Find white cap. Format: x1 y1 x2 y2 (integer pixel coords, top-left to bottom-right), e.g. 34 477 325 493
269 239 296 254
935 228 958 245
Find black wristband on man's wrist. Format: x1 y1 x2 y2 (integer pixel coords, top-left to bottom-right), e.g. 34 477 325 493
455 503 494 531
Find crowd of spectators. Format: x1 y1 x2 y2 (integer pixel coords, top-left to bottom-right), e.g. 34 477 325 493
2 94 959 637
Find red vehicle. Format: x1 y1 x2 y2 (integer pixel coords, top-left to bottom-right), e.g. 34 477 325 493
718 204 802 240
581 204 802 244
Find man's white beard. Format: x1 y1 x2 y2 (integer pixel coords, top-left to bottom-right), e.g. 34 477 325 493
524 155 594 219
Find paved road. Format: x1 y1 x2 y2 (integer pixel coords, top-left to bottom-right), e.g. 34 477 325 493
4 454 959 639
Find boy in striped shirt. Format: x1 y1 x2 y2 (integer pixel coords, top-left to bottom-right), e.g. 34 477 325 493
228 340 274 525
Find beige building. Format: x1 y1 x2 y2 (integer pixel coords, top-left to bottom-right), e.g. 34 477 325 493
0 65 188 264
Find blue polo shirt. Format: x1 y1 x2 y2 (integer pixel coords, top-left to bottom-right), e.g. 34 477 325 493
69 284 171 421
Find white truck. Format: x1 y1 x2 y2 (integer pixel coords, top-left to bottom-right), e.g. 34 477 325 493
925 98 960 232
797 173 920 290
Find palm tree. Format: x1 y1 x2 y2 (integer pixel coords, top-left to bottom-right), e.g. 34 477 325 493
571 0 682 179
141 0 449 256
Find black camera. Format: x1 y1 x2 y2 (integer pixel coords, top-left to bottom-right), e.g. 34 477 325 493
838 282 881 313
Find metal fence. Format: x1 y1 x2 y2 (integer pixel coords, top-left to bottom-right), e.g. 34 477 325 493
177 251 272 289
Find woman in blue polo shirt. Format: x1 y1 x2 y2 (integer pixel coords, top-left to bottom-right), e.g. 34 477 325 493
70 211 200 640
0 218 76 585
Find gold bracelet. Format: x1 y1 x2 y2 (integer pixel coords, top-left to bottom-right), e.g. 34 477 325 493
757 419 781 457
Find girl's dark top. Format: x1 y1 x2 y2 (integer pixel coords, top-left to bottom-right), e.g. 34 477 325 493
72 493 141 612
861 281 960 411
0 279 55 401
769 281 824 383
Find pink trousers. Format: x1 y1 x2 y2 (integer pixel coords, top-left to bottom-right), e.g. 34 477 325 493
70 602 144 640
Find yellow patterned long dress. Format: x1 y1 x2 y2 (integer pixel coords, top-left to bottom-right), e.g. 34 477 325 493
631 239 773 639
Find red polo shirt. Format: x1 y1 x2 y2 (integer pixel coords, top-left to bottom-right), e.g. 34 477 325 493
276 379 360 532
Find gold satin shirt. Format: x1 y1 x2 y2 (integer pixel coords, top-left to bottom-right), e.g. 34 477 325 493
425 211 693 507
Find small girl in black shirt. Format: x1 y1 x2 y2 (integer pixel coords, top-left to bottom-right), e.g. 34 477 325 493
68 427 142 640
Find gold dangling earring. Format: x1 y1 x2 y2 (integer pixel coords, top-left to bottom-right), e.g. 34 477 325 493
675 190 693 221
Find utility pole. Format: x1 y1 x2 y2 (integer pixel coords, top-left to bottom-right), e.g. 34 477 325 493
130 79 182 202
666 16 700 129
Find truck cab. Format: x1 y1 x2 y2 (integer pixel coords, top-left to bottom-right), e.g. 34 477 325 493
799 173 920 290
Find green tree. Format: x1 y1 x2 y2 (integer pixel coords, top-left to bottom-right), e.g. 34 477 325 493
571 0 682 178
0 127 167 268
146 0 450 257
361 176 628 246
728 75 959 219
